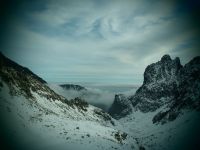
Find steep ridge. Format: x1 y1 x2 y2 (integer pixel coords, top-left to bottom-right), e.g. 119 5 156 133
109 54 200 122
109 55 200 150
108 94 132 119
0 52 46 84
0 52 65 101
153 56 200 123
130 54 182 113
176 56 200 109
0 52 139 150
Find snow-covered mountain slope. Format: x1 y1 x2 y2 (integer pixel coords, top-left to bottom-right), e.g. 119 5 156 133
0 84 139 150
116 108 200 150
0 52 139 150
1 52 200 150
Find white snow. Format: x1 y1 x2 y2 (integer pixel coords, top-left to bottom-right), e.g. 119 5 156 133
115 107 200 150
0 79 199 150
0 82 139 150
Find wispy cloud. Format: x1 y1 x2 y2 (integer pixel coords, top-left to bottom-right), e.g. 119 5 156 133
1 0 200 84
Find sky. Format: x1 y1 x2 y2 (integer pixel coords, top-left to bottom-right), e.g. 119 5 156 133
0 0 200 85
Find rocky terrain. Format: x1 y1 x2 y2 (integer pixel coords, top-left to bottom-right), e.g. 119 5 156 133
109 55 200 123
108 94 132 119
108 54 200 150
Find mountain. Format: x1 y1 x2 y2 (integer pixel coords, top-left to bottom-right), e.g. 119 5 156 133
108 54 200 150
1 52 199 150
0 52 140 150
108 94 132 119
0 52 46 84
130 55 182 113
153 55 200 124
109 54 200 121
60 84 87 91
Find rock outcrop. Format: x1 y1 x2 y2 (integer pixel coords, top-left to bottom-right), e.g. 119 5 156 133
153 56 200 124
129 54 182 113
109 54 200 122
108 94 132 119
0 52 64 101
60 84 87 91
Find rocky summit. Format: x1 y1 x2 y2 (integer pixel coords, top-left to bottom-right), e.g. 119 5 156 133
153 56 200 124
109 54 200 123
130 54 182 113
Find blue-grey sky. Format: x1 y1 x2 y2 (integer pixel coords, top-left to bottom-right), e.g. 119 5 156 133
0 0 200 84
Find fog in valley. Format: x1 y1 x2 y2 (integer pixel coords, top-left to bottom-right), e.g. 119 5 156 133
48 83 139 111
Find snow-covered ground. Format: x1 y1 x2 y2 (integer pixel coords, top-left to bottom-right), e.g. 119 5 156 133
1 80 200 150
116 107 200 150
0 78 199 150
0 82 139 150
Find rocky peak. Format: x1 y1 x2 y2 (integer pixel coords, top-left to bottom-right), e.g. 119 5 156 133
143 54 182 85
161 54 172 63
109 54 199 120
187 56 200 65
108 94 132 119
131 55 184 113
109 54 183 118
174 57 181 65
152 56 200 124
140 55 200 123
108 54 200 123
176 56 200 109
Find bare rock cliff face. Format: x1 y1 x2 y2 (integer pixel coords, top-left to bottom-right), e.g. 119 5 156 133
109 54 200 122
108 94 132 119
130 55 182 113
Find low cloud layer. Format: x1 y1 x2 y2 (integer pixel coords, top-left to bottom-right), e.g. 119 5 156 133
48 84 138 111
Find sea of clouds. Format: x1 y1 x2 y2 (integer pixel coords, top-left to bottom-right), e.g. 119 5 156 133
48 84 139 111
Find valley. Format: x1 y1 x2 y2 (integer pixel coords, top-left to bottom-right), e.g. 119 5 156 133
0 52 200 150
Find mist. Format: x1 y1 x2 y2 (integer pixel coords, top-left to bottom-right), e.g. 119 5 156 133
48 84 139 111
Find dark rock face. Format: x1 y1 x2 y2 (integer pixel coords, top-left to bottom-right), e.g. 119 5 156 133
144 55 182 85
60 84 87 91
130 55 182 113
153 56 200 124
0 52 46 84
176 56 200 109
109 54 200 122
108 94 132 119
